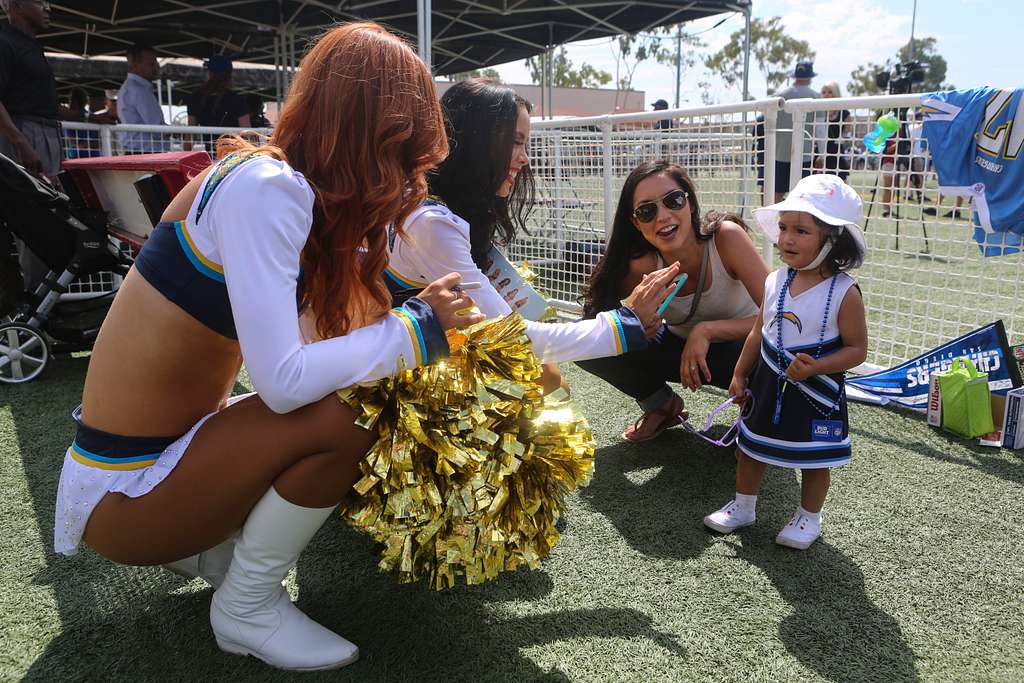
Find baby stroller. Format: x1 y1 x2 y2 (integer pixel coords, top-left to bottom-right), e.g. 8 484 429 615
0 151 133 383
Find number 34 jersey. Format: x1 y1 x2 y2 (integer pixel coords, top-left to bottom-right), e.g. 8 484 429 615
921 87 1024 257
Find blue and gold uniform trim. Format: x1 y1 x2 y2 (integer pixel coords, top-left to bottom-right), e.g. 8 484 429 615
384 266 429 290
173 220 225 282
68 406 181 471
70 442 162 471
390 297 450 367
600 307 649 355
194 152 265 223
391 306 427 367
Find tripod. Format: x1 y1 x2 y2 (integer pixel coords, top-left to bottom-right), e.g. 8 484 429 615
862 107 930 254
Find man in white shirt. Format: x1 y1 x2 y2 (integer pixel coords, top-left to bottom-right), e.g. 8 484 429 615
773 60 819 201
116 44 164 153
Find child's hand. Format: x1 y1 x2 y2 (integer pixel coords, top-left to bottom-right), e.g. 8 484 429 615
728 375 748 404
785 352 818 381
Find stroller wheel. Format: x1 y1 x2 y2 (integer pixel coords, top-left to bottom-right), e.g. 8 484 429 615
0 322 50 384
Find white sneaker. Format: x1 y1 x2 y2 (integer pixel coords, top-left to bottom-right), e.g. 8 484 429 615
703 499 756 534
775 509 822 550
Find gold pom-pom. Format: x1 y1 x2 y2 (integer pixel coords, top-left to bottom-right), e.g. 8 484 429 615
336 314 595 589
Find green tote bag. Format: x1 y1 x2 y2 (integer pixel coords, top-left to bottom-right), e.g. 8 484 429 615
937 357 995 438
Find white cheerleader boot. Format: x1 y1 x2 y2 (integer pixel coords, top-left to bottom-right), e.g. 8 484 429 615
209 487 359 671
162 534 237 588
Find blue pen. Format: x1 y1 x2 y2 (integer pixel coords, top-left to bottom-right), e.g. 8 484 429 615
656 273 688 316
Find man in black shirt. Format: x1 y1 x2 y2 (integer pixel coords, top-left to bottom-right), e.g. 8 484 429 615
0 0 60 178
0 0 60 294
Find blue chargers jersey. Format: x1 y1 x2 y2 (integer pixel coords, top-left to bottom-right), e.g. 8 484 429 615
921 87 1024 257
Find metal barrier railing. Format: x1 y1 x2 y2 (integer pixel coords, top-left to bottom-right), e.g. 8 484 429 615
521 95 1023 370
56 103 1024 369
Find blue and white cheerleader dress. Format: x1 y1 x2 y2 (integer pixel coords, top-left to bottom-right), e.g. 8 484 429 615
738 268 857 469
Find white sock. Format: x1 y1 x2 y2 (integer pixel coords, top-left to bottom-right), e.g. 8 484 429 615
735 492 758 512
798 506 821 523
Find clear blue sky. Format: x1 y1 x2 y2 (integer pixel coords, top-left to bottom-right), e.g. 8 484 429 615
491 0 1020 109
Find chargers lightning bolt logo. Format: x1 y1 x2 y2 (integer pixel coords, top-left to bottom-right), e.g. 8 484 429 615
769 311 802 334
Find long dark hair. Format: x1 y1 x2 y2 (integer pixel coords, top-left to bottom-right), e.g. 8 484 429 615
811 215 864 273
428 78 536 269
582 161 748 317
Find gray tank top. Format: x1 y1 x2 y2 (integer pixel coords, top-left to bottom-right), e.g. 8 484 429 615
656 235 759 338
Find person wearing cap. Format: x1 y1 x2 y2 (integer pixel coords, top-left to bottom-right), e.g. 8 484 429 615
703 173 868 550
187 54 250 129
773 59 820 202
117 43 166 153
652 98 671 131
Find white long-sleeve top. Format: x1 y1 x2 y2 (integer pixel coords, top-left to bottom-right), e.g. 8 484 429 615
388 203 646 364
184 155 447 413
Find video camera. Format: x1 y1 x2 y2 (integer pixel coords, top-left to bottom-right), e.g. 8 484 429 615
875 60 926 95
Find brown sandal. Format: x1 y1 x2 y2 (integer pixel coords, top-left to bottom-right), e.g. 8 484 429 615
622 394 688 443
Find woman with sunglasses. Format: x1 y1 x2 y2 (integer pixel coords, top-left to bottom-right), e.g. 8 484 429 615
578 161 769 443
387 79 681 388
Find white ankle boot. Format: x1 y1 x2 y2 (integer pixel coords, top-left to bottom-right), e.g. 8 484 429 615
209 488 359 671
162 534 237 588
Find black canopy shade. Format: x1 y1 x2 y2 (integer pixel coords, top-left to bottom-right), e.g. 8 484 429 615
42 1 750 76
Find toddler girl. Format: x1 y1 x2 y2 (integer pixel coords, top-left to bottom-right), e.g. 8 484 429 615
703 174 869 549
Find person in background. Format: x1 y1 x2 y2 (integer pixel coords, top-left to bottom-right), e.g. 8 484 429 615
773 59 819 202
652 98 672 131
0 0 61 294
246 93 270 128
0 0 60 177
188 54 250 128
63 87 101 158
89 89 119 124
813 80 851 182
117 43 165 153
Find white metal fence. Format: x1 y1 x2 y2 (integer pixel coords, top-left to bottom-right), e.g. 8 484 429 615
517 95 1023 370
55 100 1023 369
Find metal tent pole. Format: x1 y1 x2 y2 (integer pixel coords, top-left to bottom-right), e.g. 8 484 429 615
417 0 432 69
742 7 751 101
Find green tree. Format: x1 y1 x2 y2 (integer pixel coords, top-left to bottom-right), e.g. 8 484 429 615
703 17 814 96
848 37 954 95
525 46 612 88
449 68 503 83
653 27 707 107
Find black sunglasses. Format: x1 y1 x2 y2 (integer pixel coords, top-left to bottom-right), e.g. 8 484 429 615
632 189 689 223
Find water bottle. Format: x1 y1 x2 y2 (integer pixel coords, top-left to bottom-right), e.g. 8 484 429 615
863 113 899 153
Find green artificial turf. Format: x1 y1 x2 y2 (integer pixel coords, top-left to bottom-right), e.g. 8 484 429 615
2 358 1023 682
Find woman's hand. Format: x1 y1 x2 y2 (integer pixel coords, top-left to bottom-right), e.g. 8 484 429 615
622 261 681 330
728 374 748 404
785 352 818 382
415 273 486 330
679 322 712 391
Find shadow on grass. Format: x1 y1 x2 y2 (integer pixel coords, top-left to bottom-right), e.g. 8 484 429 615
6 356 684 681
22 517 686 682
582 426 918 682
850 419 1024 487
580 428 738 561
728 532 920 683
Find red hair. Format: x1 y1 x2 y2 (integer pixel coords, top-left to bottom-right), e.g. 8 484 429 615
228 23 447 338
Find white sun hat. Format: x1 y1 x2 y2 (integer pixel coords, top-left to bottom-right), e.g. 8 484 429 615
753 174 866 263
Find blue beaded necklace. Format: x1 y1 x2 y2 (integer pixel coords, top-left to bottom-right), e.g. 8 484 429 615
772 268 840 425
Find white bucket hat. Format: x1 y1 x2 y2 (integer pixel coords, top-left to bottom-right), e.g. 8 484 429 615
753 174 866 269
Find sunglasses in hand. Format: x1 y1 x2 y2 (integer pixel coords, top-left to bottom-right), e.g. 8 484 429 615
681 392 754 448
632 189 689 223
